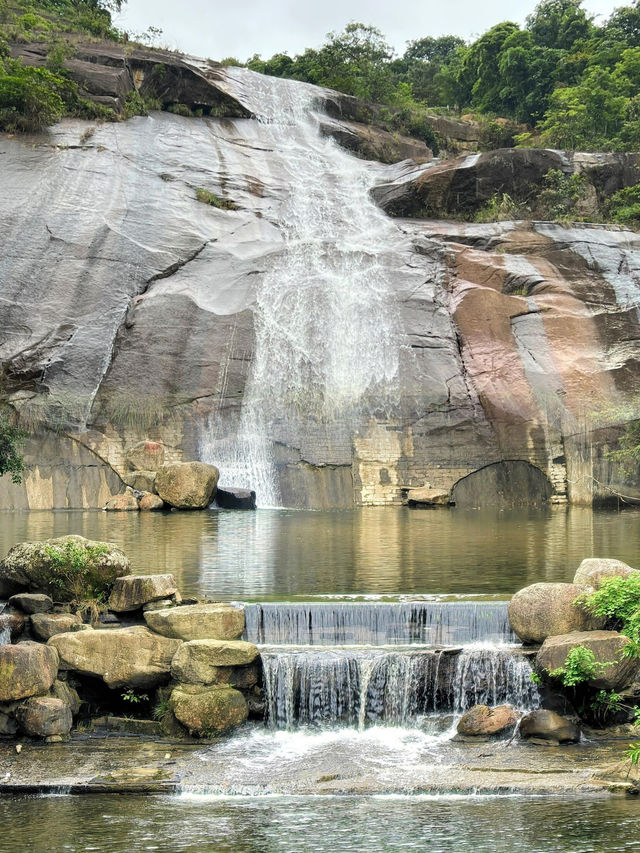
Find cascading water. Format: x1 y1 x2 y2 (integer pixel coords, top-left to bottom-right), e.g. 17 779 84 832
201 74 405 505
243 601 516 646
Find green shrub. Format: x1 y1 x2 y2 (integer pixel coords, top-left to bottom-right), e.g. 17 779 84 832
475 192 527 222
0 415 27 484
577 574 640 640
41 539 110 604
606 184 640 227
195 188 237 210
535 169 589 220
0 58 66 131
167 102 193 117
547 645 610 687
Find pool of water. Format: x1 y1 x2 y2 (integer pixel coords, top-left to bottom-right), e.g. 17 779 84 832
1 506 640 600
3 792 640 852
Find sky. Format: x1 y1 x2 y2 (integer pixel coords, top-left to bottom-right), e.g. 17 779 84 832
115 0 624 62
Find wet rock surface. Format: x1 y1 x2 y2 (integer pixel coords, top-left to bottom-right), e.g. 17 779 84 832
0 642 58 702
144 603 245 641
508 583 604 644
169 685 248 736
16 697 72 738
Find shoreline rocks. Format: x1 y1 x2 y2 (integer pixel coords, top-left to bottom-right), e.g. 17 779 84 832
108 574 178 612
508 582 604 644
519 710 581 745
155 462 219 510
537 631 640 691
144 603 245 642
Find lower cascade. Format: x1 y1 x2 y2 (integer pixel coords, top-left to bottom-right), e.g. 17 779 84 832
260 645 539 730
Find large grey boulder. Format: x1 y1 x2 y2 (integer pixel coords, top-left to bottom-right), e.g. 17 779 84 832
144 603 244 641
171 639 259 685
519 709 581 745
0 642 58 702
8 593 53 614
169 684 248 736
16 696 72 738
30 612 85 642
155 462 219 509
456 704 519 737
108 574 178 612
573 558 639 589
537 631 640 691
508 583 604 644
48 626 181 689
0 535 130 599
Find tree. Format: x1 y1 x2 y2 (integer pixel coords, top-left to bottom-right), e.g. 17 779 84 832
460 22 521 113
526 0 593 51
400 35 465 104
605 1 640 48
0 416 26 484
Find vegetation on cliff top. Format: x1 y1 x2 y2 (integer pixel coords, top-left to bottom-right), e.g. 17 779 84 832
0 414 26 483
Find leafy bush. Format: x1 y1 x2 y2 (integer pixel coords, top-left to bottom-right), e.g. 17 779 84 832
606 184 640 226
475 192 527 222
547 645 610 687
0 415 27 483
577 574 640 640
0 57 66 131
535 169 588 219
42 539 110 605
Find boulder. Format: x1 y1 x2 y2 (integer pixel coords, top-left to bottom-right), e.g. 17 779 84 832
108 574 178 612
404 487 450 507
104 489 140 512
144 603 244 641
456 704 519 737
125 440 166 472
519 709 581 745
171 639 259 684
31 612 85 641
537 631 640 691
169 685 248 736
0 535 130 599
138 493 165 511
48 626 181 689
16 697 72 738
0 609 25 641
50 679 81 715
143 599 175 612
508 583 604 644
214 487 257 510
8 593 53 614
0 642 58 702
155 462 219 509
123 471 157 493
573 558 639 589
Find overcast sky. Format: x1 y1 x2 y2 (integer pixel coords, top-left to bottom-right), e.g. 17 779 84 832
116 1 623 62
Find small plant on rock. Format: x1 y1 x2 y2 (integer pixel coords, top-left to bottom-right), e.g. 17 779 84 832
195 188 238 210
41 539 111 615
577 575 640 643
121 690 149 705
548 645 608 687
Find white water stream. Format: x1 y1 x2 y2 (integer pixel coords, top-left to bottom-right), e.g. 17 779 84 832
202 74 404 505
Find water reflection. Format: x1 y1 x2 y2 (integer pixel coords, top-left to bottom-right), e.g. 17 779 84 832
0 507 639 600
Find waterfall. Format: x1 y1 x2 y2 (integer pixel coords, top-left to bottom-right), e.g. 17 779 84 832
243 601 516 646
261 646 539 730
201 74 404 505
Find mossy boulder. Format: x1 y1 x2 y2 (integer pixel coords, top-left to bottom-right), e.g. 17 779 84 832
508 583 604 644
144 603 245 641
171 639 259 685
155 462 219 509
0 642 58 702
169 685 248 736
0 535 130 600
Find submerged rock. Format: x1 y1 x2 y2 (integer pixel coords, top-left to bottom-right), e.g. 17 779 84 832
170 639 259 685
16 697 72 738
0 535 130 599
456 704 519 737
138 493 165 511
508 583 604 644
404 487 450 507
520 709 581 745
537 631 640 691
573 558 639 589
155 462 219 509
108 574 178 612
8 594 53 615
144 604 244 641
0 642 58 702
214 487 257 510
48 626 181 689
30 613 84 642
169 685 248 736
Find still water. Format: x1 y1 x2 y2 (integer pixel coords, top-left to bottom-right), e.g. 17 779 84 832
0 506 639 600
2 793 640 852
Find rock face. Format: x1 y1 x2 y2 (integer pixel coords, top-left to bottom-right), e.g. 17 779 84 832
519 709 581 745
2 61 640 510
170 639 259 684
155 462 219 509
16 696 72 738
573 558 639 588
144 604 245 641
48 626 181 689
456 704 519 737
30 613 84 641
8 593 53 614
123 471 157 493
537 631 640 691
108 574 178 612
0 535 130 598
508 583 604 644
125 440 166 472
169 685 248 736
0 642 58 702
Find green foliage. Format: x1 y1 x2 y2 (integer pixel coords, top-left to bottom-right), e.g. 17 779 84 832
121 689 149 704
536 168 588 219
167 102 193 117
548 644 609 686
0 415 27 484
475 193 526 223
153 697 170 720
606 184 640 226
578 574 640 639
590 689 624 725
530 670 543 685
41 539 110 604
626 742 640 765
0 56 66 131
195 188 237 210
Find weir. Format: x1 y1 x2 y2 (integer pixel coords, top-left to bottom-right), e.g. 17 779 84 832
243 600 516 646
